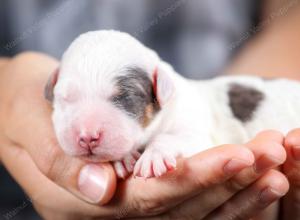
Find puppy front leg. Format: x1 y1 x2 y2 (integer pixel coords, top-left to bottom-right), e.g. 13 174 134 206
133 133 211 178
113 150 141 179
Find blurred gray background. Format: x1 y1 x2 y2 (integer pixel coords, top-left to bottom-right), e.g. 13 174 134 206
0 0 260 219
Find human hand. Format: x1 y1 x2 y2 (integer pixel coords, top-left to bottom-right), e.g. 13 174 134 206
1 129 288 219
0 52 288 219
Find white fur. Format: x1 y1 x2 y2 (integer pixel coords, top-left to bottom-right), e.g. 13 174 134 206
52 30 300 178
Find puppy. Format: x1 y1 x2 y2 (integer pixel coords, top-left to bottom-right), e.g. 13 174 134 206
45 30 300 178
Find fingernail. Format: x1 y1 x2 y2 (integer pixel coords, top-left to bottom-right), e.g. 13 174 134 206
291 146 300 161
254 155 283 173
259 187 284 205
223 158 253 175
78 164 108 203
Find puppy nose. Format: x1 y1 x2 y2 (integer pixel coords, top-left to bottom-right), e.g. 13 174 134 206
78 132 102 150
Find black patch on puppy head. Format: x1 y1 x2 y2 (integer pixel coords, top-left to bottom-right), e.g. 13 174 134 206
111 67 160 127
228 83 264 122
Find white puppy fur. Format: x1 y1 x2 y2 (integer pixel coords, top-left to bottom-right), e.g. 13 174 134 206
46 30 300 178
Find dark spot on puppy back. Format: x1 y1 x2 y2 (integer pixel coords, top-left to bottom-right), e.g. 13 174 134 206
111 67 160 127
228 83 264 122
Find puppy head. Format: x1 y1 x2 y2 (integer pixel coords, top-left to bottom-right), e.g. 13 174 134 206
45 30 175 162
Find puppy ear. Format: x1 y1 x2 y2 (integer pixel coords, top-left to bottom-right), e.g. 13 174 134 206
44 67 59 102
153 62 175 107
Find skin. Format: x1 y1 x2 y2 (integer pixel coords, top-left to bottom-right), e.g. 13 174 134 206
0 53 289 219
0 58 9 68
226 2 300 79
282 129 300 220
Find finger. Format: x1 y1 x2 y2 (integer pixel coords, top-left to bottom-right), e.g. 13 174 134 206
247 130 286 171
0 141 125 219
210 130 285 218
107 144 255 218
0 141 116 206
282 128 300 219
0 53 117 204
203 170 289 220
229 130 286 192
143 130 286 219
283 128 300 181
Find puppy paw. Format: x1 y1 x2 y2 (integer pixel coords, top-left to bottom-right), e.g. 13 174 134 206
113 150 141 179
133 148 177 178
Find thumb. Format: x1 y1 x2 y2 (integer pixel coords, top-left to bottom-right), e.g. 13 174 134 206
0 140 117 205
78 163 117 204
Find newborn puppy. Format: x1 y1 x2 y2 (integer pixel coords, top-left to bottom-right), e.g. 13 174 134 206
45 30 300 178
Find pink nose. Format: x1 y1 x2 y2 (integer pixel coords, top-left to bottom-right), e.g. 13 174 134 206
78 132 102 150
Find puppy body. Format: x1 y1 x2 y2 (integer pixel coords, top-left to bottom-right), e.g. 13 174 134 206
47 30 300 178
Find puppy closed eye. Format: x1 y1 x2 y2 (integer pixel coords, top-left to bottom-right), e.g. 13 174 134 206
56 83 80 103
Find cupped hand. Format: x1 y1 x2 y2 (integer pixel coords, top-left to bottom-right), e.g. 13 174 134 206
0 52 288 219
